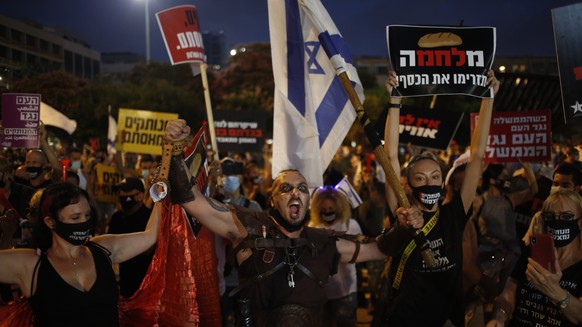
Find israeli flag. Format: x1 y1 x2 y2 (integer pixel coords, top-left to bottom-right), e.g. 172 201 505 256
336 177 363 209
268 0 364 187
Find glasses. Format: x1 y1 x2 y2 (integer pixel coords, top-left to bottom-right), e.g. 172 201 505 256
541 211 578 221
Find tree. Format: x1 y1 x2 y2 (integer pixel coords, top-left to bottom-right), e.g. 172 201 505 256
211 43 275 113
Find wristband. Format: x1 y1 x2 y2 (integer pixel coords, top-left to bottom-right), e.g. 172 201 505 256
557 291 571 310
387 103 402 109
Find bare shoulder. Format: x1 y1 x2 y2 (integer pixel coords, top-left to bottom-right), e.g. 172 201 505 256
1 247 39 259
0 248 40 272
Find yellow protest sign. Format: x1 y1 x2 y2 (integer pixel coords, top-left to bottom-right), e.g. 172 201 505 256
116 108 179 155
95 163 124 203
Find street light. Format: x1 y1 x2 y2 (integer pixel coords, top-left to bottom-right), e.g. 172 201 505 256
144 0 150 64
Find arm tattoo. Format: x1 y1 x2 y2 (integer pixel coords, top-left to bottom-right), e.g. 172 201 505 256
205 197 230 212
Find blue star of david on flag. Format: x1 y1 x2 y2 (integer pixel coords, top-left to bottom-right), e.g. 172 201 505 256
268 0 364 187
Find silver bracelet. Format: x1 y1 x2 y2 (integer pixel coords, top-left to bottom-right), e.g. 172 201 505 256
557 291 571 310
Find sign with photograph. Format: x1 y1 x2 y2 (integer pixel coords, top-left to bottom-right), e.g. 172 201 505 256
387 25 496 98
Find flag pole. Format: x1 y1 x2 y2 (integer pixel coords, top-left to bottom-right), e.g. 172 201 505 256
199 62 220 161
330 39 440 268
299 4 408 209
335 72 410 209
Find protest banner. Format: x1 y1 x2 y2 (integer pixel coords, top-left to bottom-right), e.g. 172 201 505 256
387 25 496 98
1 93 40 148
157 5 220 162
552 3 582 125
156 5 206 65
213 110 265 153
94 163 124 203
471 110 551 163
181 122 211 236
116 108 178 155
376 105 463 151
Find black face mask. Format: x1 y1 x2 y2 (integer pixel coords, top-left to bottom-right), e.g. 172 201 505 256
53 219 93 246
270 208 311 233
25 166 44 179
545 220 581 248
495 179 512 194
410 184 442 209
118 196 139 212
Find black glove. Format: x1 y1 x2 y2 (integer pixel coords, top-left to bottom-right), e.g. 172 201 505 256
168 154 197 204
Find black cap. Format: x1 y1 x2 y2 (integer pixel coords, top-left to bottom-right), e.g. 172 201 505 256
113 177 145 193
220 158 244 175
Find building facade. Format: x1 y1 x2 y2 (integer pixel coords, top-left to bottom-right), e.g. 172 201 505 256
0 14 101 89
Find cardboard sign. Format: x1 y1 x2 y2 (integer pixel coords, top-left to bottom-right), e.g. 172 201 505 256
387 25 496 98
116 108 178 155
1 93 40 148
156 5 206 65
552 3 582 124
471 110 552 162
94 163 124 203
213 110 266 153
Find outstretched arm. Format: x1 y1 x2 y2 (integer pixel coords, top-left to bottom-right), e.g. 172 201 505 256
39 122 63 181
92 202 162 264
383 71 402 212
337 206 422 263
165 119 248 247
461 70 500 213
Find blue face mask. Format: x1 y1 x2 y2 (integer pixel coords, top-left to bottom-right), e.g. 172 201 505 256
222 176 240 194
70 160 82 171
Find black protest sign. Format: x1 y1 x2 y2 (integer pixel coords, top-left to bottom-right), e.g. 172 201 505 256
387 25 496 98
552 3 582 124
376 105 463 151
214 110 265 153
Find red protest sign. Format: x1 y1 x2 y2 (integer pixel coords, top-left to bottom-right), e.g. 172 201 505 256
471 110 552 163
156 5 206 65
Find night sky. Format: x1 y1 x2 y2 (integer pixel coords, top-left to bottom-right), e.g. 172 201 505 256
2 0 581 62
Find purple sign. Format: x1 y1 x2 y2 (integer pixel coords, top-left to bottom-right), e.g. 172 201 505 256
1 93 40 148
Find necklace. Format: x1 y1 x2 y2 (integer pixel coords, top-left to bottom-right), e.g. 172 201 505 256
66 247 86 278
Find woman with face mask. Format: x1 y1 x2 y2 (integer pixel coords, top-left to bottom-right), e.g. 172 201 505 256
0 182 162 326
309 186 363 327
486 190 582 327
373 70 499 327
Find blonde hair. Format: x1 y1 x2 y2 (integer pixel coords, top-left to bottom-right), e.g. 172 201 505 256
522 190 582 246
310 187 351 227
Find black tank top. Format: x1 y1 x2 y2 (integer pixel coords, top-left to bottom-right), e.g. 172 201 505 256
29 242 120 326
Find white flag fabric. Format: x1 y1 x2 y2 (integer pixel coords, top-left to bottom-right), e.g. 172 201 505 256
336 176 363 209
40 102 77 135
107 106 117 155
268 0 364 187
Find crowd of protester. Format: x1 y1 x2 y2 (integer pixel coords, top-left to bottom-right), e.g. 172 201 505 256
1 109 582 326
